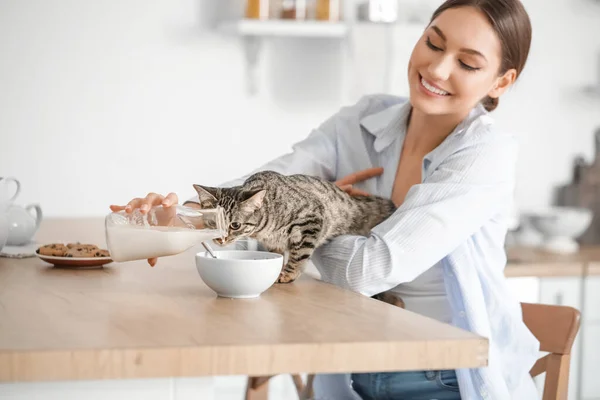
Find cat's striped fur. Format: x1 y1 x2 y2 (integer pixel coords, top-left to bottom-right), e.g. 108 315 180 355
193 170 396 283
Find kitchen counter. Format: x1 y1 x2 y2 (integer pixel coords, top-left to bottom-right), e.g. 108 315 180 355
505 246 600 277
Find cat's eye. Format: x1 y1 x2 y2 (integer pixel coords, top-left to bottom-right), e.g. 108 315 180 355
230 222 242 231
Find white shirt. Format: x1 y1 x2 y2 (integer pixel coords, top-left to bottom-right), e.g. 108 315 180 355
390 261 452 324
197 94 541 399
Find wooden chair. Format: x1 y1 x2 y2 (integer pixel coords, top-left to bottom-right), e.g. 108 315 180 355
522 302 581 400
245 374 305 400
246 300 581 400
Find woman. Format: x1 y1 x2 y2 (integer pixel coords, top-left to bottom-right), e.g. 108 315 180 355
111 0 539 398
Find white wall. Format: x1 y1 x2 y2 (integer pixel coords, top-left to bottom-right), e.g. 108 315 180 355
0 0 347 217
492 0 600 213
1 0 598 218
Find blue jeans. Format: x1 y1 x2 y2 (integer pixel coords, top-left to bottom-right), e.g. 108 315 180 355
350 370 461 400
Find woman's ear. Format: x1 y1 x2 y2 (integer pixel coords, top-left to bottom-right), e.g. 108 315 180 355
488 68 517 99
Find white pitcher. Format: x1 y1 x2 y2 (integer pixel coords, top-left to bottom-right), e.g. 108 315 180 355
6 204 43 246
0 212 8 252
0 177 21 208
0 177 43 246
0 177 20 251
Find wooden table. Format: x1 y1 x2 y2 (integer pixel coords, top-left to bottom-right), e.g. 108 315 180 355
0 218 488 383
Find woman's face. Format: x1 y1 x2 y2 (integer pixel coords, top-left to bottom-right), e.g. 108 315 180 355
408 6 515 116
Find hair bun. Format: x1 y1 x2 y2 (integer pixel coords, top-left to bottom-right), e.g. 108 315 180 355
482 96 499 112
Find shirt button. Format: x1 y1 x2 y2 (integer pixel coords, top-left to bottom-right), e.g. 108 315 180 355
459 311 466 318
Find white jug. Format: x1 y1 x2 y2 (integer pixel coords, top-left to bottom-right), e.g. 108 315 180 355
0 177 21 251
6 204 43 246
0 212 8 252
0 177 20 207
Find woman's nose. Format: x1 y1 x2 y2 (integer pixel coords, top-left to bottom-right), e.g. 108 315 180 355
427 56 452 82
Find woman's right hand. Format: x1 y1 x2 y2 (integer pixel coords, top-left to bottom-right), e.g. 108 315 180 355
109 192 179 215
109 192 180 267
335 167 383 196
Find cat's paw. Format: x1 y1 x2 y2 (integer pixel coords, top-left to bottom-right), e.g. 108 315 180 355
277 270 300 284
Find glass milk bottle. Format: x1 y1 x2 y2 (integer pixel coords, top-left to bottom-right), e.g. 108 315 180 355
105 205 227 262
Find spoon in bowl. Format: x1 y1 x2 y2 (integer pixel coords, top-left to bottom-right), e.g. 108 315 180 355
201 241 218 259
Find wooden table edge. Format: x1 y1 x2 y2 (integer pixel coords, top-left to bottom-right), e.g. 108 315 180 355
0 337 489 383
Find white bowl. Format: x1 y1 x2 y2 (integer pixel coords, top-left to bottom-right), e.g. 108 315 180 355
195 250 283 298
527 206 593 239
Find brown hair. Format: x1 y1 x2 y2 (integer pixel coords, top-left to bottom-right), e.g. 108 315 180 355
429 0 532 111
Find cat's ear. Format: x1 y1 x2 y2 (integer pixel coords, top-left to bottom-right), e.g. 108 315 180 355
240 189 266 213
193 185 220 208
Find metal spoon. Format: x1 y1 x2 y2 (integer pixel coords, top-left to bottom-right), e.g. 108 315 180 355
201 241 217 259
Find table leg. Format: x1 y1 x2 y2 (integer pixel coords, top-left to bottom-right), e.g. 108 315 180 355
245 376 270 400
299 374 315 399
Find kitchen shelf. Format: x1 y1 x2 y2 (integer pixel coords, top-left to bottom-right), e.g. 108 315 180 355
218 18 426 95
219 19 348 38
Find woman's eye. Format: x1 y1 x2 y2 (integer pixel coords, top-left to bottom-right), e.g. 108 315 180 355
459 60 480 72
426 37 442 52
230 222 241 230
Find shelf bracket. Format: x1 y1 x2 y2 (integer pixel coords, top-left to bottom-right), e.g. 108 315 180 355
242 36 262 96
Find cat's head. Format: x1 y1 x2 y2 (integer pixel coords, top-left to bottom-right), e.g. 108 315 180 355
193 184 266 246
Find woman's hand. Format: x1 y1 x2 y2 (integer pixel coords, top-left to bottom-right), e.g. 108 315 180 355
110 192 179 214
109 192 182 267
335 167 383 196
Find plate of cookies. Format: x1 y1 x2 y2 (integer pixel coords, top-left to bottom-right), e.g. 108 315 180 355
36 243 112 268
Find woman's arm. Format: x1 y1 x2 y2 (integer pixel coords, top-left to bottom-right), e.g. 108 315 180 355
313 134 518 297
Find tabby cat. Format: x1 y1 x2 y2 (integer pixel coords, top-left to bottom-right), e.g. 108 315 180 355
193 170 396 283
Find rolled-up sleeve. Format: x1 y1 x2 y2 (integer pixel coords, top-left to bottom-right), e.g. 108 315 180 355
313 134 518 297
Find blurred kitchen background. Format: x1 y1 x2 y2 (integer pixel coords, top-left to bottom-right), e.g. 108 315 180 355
1 0 600 399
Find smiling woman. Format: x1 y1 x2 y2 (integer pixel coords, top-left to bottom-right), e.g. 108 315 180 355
409 0 532 114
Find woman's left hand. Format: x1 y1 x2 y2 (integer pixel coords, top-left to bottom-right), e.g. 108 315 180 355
335 167 383 196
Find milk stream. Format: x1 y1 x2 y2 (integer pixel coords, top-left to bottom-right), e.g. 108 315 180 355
106 225 221 262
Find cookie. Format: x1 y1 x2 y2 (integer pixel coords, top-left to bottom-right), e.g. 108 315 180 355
38 243 68 257
67 243 98 250
65 246 97 258
93 249 110 258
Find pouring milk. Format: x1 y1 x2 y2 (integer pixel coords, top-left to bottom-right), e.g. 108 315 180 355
105 205 227 262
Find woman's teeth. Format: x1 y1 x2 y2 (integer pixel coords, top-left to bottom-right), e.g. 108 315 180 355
421 77 449 96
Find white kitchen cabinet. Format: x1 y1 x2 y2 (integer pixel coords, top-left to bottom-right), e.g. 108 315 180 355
580 277 600 400
539 277 583 309
0 378 175 400
0 376 300 400
583 277 600 323
580 324 600 399
506 277 541 303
